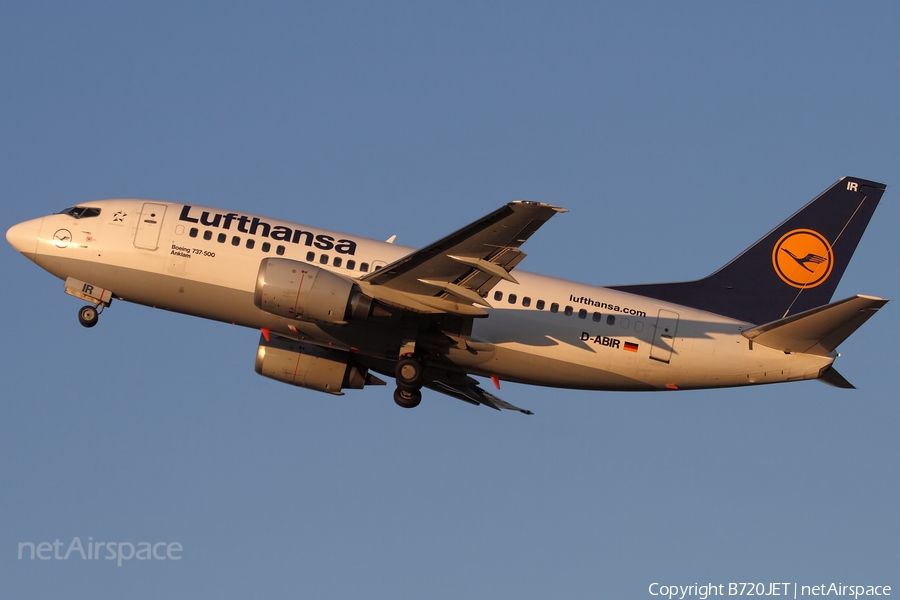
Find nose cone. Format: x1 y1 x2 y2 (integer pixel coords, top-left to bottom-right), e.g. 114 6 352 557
6 217 42 259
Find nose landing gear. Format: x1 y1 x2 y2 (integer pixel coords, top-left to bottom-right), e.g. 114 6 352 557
64 277 113 328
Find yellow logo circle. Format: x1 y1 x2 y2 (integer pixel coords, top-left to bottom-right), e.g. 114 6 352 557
772 229 833 288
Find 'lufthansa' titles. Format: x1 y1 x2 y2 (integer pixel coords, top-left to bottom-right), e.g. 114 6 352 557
179 205 358 255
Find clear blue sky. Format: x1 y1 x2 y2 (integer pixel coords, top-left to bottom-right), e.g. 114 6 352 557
2 2 898 598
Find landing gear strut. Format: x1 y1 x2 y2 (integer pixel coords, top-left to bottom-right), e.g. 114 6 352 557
393 353 424 409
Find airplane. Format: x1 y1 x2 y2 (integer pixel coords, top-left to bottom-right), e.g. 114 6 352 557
5 177 888 415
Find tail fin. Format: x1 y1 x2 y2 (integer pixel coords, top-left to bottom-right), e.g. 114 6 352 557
612 177 886 324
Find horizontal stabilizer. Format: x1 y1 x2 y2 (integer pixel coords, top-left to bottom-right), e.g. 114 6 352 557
742 294 888 355
818 366 855 389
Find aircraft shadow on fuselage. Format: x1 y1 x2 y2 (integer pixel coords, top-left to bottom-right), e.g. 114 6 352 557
481 309 747 356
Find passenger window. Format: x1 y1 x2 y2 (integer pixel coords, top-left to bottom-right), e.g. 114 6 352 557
508 294 517 304
217 233 226 243
494 291 503 301
635 321 644 332
276 245 285 255
347 260 356 270
536 300 545 310
333 257 342 267
231 236 240 246
306 251 315 262
203 231 212 241
360 263 369 272
522 297 531 307
189 228 198 238
245 239 255 249
550 303 559 313
621 318 630 329
578 309 587 319
262 242 271 253
592 312 602 322
319 254 328 264
564 306 573 316
607 315 616 326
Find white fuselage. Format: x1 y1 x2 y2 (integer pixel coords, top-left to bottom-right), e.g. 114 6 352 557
9 199 834 392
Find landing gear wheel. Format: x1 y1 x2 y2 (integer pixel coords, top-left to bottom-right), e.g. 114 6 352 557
395 356 424 390
78 305 99 328
394 387 422 409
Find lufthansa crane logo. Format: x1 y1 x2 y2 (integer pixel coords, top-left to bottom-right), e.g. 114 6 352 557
772 228 833 288
52 229 72 248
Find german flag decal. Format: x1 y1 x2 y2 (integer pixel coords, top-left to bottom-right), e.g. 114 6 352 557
624 342 639 352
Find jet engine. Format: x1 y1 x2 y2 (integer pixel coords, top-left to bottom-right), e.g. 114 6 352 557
254 334 384 394
254 258 374 324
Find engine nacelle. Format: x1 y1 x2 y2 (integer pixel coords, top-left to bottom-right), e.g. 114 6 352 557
255 334 372 394
254 258 372 324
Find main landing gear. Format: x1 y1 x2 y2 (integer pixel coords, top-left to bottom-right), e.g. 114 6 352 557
393 387 422 409
393 354 424 409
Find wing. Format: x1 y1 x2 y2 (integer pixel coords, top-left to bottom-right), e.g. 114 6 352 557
357 201 566 317
425 374 534 415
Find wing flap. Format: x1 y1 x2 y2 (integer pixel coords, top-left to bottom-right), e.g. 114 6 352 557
426 377 534 415
448 255 519 283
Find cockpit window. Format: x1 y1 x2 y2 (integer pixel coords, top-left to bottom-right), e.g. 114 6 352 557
58 206 101 219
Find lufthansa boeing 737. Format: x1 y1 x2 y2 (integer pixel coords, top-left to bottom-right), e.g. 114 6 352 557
5 177 888 414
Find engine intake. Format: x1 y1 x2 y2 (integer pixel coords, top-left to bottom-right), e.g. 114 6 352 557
254 258 372 324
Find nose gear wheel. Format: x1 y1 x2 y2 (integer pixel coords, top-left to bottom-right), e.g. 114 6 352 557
78 305 99 328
